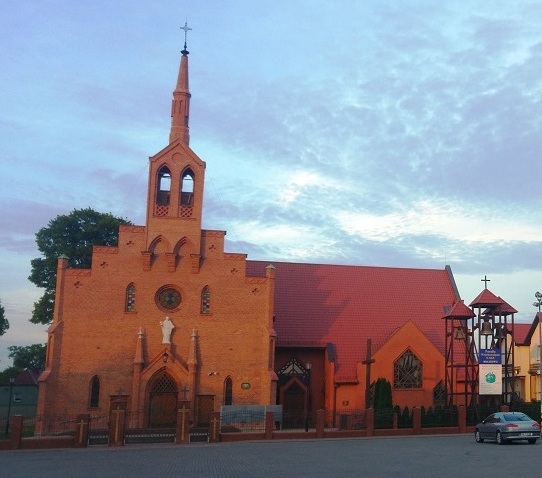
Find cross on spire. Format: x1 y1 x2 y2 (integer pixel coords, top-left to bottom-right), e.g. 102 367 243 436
181 21 192 50
481 275 491 288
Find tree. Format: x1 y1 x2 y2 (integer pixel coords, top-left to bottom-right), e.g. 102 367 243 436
0 298 8 336
8 344 47 371
28 208 131 324
373 377 393 410
0 366 20 385
0 344 46 384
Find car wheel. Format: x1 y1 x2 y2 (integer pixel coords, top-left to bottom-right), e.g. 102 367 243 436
496 431 505 445
475 430 484 443
527 438 537 445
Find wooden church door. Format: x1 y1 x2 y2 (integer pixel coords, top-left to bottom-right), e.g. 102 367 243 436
148 373 178 428
196 395 214 427
282 380 307 429
277 358 311 429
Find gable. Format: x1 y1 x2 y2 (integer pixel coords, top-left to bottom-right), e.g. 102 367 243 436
374 320 442 364
150 138 206 171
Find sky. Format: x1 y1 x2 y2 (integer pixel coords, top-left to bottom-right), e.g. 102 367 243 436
1 0 542 367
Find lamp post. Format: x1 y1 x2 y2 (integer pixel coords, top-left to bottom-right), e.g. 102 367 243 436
533 291 542 425
5 377 15 436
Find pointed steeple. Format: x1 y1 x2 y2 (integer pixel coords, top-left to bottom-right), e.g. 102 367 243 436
169 22 192 145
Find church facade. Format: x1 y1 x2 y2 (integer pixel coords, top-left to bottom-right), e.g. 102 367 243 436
36 41 277 429
37 38 470 430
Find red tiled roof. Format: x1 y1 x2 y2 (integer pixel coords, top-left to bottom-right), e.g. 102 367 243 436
443 300 475 319
495 297 518 315
16 368 40 385
469 289 504 308
513 313 541 346
247 261 458 382
481 298 518 316
513 323 534 346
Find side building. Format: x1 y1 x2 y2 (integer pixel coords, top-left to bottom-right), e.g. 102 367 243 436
249 261 461 426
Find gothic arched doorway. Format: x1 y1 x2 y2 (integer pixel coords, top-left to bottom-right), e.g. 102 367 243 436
148 372 178 428
277 358 311 429
281 377 309 429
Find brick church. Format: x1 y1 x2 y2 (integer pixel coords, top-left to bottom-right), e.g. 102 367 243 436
36 34 465 429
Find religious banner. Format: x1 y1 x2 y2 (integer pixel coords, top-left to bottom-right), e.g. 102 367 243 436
479 349 502 395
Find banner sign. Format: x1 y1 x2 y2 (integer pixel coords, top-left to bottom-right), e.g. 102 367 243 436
479 349 502 365
479 349 502 395
479 364 502 395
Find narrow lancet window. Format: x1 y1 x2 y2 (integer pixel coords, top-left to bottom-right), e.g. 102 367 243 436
224 377 233 405
90 375 100 408
125 283 136 312
201 286 210 314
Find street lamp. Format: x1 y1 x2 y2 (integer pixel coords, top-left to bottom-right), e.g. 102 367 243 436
533 291 542 425
5 377 15 436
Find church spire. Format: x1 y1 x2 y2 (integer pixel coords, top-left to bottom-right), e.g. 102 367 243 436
169 21 192 145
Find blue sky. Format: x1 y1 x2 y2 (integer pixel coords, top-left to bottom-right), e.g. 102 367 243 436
2 0 542 366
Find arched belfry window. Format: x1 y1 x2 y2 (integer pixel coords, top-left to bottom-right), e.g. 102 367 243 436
394 349 422 389
89 375 100 408
201 286 210 314
125 283 136 312
157 166 171 206
180 168 194 206
224 377 233 405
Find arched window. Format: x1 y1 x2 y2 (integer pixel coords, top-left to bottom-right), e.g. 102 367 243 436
151 373 177 394
277 358 311 387
201 286 210 314
433 381 446 406
89 375 100 408
394 350 422 389
180 168 194 206
224 377 233 405
156 166 171 205
125 283 136 312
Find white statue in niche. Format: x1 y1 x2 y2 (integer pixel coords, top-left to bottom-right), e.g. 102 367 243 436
160 316 175 344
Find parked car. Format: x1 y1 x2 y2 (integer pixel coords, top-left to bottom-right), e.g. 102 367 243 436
474 412 540 445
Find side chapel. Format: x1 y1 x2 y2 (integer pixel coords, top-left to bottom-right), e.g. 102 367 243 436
37 32 473 430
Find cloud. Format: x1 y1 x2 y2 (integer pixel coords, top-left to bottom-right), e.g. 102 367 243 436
2 0 542 364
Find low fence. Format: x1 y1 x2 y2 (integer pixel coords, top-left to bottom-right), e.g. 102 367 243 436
320 409 364 430
219 406 470 442
220 405 282 432
0 404 487 450
320 406 459 431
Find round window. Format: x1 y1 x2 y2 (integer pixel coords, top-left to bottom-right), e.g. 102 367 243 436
156 286 182 311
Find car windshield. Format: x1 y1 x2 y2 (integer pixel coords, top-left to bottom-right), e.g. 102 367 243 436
503 414 530 422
